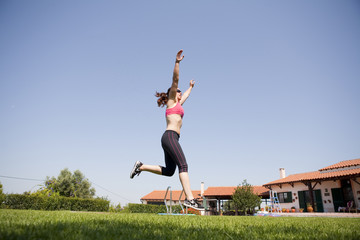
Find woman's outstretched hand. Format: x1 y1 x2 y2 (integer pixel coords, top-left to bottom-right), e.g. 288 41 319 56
176 50 184 62
189 79 195 88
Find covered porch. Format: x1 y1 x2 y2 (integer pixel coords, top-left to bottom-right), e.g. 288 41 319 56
203 186 269 215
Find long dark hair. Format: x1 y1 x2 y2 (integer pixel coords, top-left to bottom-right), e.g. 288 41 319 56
155 88 171 107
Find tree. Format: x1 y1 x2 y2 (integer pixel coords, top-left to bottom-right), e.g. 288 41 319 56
45 168 95 198
232 179 262 215
0 181 5 205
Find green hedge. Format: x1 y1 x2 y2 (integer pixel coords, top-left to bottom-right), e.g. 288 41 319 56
2 194 109 212
0 194 5 207
126 203 182 214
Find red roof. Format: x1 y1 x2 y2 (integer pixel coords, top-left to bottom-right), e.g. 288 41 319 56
203 186 269 197
264 168 360 186
319 158 360 171
141 190 202 201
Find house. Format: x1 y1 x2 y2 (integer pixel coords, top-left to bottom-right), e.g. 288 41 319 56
263 158 360 212
141 189 203 206
141 183 269 215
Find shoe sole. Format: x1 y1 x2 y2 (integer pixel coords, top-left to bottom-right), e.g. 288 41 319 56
130 161 141 179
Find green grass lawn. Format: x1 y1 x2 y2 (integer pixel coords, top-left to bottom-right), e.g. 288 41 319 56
0 209 359 240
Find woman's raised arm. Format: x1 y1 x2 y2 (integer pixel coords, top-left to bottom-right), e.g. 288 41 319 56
169 50 184 100
180 80 195 105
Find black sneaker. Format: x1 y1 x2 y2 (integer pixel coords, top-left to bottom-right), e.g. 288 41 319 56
130 161 143 179
184 198 204 211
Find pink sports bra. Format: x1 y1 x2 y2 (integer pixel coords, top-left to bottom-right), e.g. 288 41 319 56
165 102 184 118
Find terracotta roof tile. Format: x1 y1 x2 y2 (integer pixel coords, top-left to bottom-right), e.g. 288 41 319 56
319 158 360 171
264 168 360 186
141 190 202 201
203 186 268 197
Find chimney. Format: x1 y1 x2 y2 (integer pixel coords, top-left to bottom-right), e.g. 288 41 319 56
279 168 286 179
201 182 204 196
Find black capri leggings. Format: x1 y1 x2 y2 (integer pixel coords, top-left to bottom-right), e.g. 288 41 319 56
160 130 188 176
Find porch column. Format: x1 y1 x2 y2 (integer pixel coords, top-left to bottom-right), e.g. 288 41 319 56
218 199 221 215
307 182 315 211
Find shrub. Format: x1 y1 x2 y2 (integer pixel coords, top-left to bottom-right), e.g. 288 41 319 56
109 203 122 213
0 181 4 208
3 194 109 212
232 179 261 215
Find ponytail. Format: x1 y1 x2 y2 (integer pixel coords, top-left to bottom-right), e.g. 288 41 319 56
155 88 171 107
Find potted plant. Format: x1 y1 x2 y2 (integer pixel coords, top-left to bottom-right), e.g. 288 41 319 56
291 207 296 213
299 208 304 213
307 203 313 212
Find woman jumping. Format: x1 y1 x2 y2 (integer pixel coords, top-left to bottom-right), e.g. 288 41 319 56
130 50 203 210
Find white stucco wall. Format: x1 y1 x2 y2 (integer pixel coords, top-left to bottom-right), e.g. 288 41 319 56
268 180 343 212
319 180 341 212
269 183 304 212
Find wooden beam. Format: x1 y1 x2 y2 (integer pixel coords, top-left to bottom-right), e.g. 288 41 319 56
218 199 221 215
351 178 360 186
307 182 316 211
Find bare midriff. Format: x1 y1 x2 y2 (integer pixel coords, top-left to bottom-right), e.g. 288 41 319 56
166 114 182 135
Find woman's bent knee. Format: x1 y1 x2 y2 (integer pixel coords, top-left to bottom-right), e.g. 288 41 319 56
161 167 175 177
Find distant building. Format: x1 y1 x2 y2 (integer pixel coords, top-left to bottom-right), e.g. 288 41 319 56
141 190 203 206
141 183 269 215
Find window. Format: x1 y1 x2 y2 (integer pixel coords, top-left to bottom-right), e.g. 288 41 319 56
278 191 292 203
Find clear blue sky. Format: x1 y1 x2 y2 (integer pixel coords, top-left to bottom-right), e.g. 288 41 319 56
1 0 359 206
